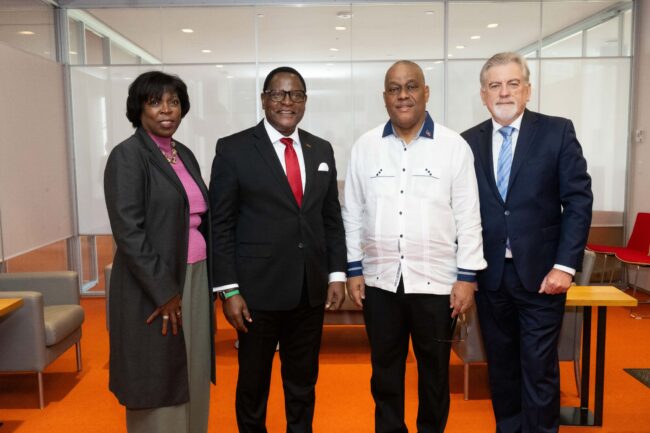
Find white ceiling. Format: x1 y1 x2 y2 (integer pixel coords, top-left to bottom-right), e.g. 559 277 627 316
0 1 629 64
82 1 623 64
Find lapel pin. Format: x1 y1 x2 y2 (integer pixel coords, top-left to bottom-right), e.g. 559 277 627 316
305 142 312 148
425 130 432 137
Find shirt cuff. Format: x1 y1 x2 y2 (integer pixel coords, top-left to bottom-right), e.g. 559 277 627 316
457 268 478 282
213 283 239 293
328 272 346 283
346 260 363 277
553 264 576 276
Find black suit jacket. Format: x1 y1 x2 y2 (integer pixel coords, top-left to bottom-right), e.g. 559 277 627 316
209 121 346 310
104 127 215 409
461 109 593 292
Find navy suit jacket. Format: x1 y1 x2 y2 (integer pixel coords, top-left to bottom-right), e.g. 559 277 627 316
461 109 593 292
209 121 347 311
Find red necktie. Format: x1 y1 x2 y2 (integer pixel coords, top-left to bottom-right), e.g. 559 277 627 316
280 137 303 207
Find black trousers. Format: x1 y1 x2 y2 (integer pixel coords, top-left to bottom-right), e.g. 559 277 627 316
363 281 453 433
235 289 325 433
476 260 566 433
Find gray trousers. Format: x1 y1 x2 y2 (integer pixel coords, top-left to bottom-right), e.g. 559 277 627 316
126 260 211 433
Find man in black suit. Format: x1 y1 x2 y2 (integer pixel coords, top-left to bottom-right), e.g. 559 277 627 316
461 52 593 433
209 66 347 433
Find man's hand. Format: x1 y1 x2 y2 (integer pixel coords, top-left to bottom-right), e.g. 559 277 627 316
222 294 252 333
539 268 572 295
450 281 476 318
346 276 365 308
326 281 345 310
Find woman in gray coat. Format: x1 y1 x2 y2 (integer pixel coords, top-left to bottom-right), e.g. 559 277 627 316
104 71 214 433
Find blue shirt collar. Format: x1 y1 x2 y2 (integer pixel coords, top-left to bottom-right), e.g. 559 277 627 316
382 111 435 139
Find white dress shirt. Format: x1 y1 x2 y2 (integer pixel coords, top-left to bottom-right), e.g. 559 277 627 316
343 114 487 295
491 114 575 276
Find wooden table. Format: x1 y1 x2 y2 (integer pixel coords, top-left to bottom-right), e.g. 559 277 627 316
0 298 23 317
560 285 637 427
0 297 24 428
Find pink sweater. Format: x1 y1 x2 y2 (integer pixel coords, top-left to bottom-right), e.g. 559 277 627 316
149 133 207 264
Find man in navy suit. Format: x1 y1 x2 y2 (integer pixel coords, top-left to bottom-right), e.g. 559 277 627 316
210 66 347 433
461 52 592 433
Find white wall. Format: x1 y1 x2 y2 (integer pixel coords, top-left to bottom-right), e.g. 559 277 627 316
0 42 74 260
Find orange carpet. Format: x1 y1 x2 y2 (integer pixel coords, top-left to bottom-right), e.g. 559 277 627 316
1 298 649 433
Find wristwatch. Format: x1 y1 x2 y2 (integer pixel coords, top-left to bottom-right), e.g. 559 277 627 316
218 288 239 301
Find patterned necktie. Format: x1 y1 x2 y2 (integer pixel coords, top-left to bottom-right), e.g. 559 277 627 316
280 137 303 207
496 126 515 201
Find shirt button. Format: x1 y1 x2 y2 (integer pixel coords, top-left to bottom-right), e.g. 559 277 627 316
298 242 304 248
401 255 404 259
504 210 510 216
400 190 404 194
400 234 403 238
399 211 403 215
402 168 406 172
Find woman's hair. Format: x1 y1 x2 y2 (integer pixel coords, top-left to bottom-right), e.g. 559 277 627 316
126 71 190 128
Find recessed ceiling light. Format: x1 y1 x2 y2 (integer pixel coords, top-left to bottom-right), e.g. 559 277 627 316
487 23 499 28
337 11 353 19
226 75 233 79
448 53 454 57
426 66 434 70
257 13 265 18
69 50 78 55
335 26 347 31
329 47 339 52
470 35 481 40
215 64 224 68
18 30 35 35
424 11 435 15
456 45 465 49
201 49 212 53
181 28 194 33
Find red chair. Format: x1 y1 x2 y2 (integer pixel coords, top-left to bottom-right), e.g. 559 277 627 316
615 248 650 319
587 212 650 283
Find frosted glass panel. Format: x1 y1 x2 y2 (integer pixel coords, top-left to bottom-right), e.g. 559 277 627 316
446 60 539 134
351 61 444 143
71 64 258 234
539 58 630 212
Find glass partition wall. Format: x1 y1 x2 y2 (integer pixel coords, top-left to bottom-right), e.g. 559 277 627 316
65 1 633 293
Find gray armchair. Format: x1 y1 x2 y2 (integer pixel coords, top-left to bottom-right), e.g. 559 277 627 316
452 250 596 400
0 271 85 408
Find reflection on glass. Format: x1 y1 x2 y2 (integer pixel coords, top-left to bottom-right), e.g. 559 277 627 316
448 2 540 59
351 3 443 61
586 16 619 57
85 28 105 65
541 31 583 58
0 0 56 61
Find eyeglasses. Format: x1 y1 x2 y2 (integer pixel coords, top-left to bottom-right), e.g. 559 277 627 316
385 82 420 97
264 89 307 103
434 313 468 343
